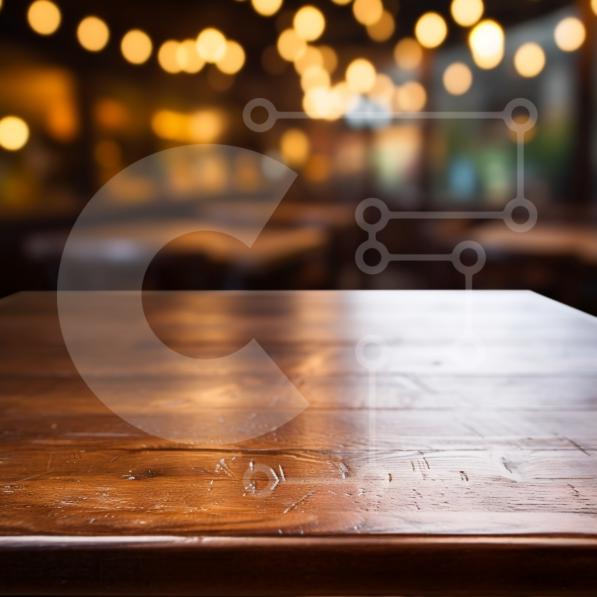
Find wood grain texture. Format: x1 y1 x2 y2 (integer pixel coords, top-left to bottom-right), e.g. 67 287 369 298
1 290 597 595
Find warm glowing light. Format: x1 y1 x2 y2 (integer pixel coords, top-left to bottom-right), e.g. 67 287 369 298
319 45 338 73
450 0 483 27
345 58 376 93
0 116 30 151
300 64 330 91
303 87 340 119
294 46 323 74
396 81 427 111
393 38 423 70
27 0 61 35
196 28 227 63
415 12 448 49
152 109 224 143
177 39 205 73
554 17 586 52
369 73 394 105
251 0 283 16
280 128 310 166
152 110 184 140
367 11 395 42
331 0 352 4
468 19 504 69
121 29 152 64
593 0 597 16
443 62 473 95
294 5 326 42
277 28 307 61
513 42 545 78
352 0 383 26
77 16 110 52
189 110 224 142
217 40 246 74
158 41 182 74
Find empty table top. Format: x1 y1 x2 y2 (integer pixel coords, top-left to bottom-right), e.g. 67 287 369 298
1 290 597 595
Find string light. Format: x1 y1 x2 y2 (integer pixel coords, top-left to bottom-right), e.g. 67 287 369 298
345 58 376 93
0 116 30 151
554 17 586 52
196 28 227 63
77 16 110 52
251 0 283 17
393 38 423 70
514 42 545 78
121 29 153 64
352 0 384 27
177 39 205 73
415 12 448 49
367 11 395 42
450 0 484 27
443 62 473 95
277 29 307 62
294 5 326 42
217 40 246 74
27 0 61 36
468 19 504 69
158 40 182 73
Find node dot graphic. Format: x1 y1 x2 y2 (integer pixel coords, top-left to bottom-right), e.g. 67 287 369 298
355 335 388 371
242 98 278 133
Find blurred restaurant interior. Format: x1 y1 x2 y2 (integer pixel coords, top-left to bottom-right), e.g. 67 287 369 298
0 0 595 311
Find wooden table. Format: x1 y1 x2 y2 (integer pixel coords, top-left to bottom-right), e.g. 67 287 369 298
1 291 597 595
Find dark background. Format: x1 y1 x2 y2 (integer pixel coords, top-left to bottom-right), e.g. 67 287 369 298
0 0 595 312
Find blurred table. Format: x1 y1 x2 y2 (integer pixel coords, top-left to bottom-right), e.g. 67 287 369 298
1 291 597 595
472 223 597 264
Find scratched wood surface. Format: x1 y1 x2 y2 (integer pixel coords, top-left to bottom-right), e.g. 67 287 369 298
1 290 597 596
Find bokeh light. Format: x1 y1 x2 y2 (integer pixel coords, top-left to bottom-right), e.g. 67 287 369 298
251 0 283 17
0 116 30 151
300 64 330 91
352 0 384 27
77 16 110 52
346 58 376 93
393 38 423 70
277 28 306 62
121 29 153 65
177 39 205 74
396 81 427 111
294 5 326 42
319 46 338 74
367 11 395 42
554 17 586 52
443 62 473 95
514 42 546 78
158 40 182 74
27 0 61 36
294 46 323 74
450 0 484 27
196 28 227 63
280 128 310 166
468 19 504 69
415 12 448 49
217 40 246 74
